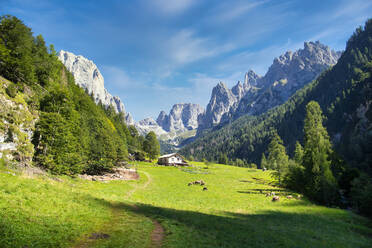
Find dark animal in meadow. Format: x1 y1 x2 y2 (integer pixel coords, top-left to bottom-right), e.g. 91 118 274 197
272 196 280 202
203 187 208 191
188 182 193 186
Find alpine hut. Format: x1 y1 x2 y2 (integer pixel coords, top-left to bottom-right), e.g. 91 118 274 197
157 153 188 166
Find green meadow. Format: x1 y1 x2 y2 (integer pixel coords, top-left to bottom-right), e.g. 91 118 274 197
0 161 371 248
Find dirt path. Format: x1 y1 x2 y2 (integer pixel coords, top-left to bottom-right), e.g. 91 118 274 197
129 171 165 248
126 170 152 199
150 219 165 248
72 170 165 248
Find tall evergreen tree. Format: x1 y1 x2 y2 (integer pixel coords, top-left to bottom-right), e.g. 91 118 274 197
294 141 304 165
268 132 288 185
303 101 338 204
260 153 267 169
144 131 160 160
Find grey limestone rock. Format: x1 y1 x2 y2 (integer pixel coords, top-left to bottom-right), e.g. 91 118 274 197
57 50 134 123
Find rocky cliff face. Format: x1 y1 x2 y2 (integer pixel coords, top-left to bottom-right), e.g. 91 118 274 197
157 103 204 132
197 41 341 132
135 117 168 137
197 70 260 131
136 103 204 138
233 41 341 118
0 77 36 164
57 50 134 124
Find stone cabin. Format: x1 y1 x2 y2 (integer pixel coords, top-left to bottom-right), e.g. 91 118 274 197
157 153 188 166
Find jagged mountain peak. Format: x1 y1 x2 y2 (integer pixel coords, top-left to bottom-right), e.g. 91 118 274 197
233 41 342 118
57 50 134 124
231 81 245 100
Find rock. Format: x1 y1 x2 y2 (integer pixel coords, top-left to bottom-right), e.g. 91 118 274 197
197 82 238 131
286 195 293 199
157 103 204 133
197 41 341 132
89 233 110 240
233 41 341 119
57 50 134 124
135 117 168 137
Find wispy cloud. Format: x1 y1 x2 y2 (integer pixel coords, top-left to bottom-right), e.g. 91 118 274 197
212 0 267 22
331 0 372 20
215 39 304 75
167 29 235 65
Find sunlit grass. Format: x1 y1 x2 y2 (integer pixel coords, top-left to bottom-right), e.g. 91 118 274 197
0 162 371 247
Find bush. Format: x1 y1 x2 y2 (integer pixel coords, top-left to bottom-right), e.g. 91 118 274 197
351 173 372 218
283 160 305 192
5 83 18 98
135 151 146 161
248 163 257 169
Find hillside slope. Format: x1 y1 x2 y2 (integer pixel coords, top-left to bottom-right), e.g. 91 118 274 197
0 15 145 174
181 20 372 173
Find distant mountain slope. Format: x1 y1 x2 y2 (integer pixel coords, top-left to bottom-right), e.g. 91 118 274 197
136 103 204 137
58 50 134 124
156 103 204 132
181 20 372 174
197 42 341 134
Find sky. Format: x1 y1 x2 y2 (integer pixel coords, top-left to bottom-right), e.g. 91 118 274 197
1 0 371 121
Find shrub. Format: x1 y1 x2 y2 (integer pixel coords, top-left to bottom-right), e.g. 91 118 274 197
135 151 146 161
5 83 17 98
351 173 372 218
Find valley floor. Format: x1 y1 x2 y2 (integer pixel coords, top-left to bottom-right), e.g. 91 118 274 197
1 162 371 248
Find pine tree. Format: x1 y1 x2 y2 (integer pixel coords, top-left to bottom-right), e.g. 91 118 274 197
260 153 267 169
268 132 288 185
294 141 304 165
303 101 338 204
144 131 160 160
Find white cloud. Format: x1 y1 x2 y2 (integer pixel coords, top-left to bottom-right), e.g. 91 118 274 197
215 39 303 75
213 0 266 22
167 29 235 65
331 0 372 20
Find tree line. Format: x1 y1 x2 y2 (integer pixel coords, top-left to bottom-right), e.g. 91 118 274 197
181 19 372 177
265 101 371 217
0 15 160 175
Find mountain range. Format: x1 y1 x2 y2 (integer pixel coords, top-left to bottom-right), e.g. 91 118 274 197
181 21 372 171
58 41 342 152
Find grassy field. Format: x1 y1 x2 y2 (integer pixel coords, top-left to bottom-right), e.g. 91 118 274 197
0 161 371 247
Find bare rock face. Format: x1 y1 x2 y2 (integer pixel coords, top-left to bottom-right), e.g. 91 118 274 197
197 82 238 131
135 117 168 137
136 103 204 139
156 103 205 132
197 41 341 133
233 41 341 118
57 50 133 123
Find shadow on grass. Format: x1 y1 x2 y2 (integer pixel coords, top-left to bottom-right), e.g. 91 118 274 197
95 198 372 248
237 188 291 196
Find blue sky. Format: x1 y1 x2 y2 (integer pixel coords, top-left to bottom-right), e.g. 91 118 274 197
1 0 371 121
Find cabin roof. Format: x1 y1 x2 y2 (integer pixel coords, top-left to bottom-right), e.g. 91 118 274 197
158 153 179 158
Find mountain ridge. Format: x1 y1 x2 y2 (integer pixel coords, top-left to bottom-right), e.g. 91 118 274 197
57 50 134 125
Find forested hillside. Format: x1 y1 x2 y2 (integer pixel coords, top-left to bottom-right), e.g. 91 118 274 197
181 19 372 175
0 15 150 175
